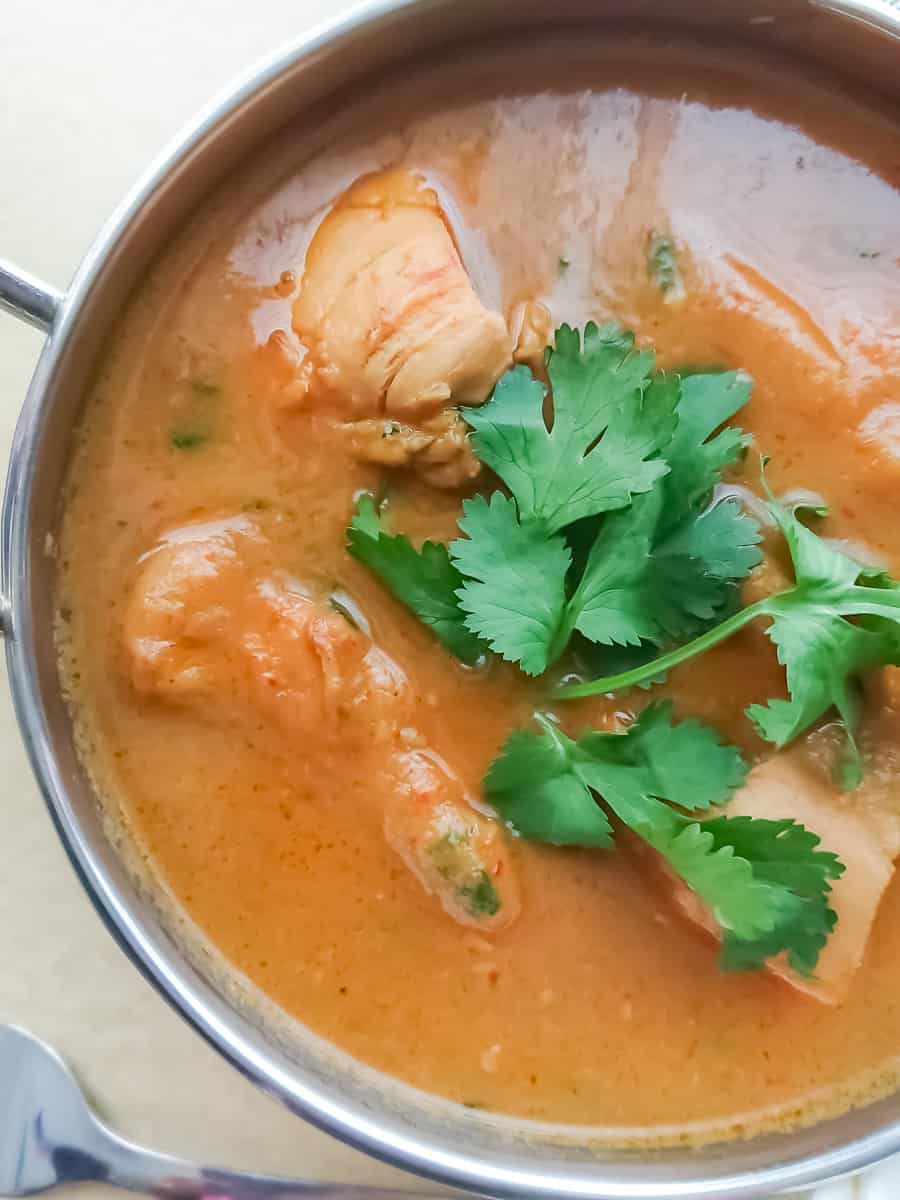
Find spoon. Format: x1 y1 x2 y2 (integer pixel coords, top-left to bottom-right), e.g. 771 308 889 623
0 1025 451 1200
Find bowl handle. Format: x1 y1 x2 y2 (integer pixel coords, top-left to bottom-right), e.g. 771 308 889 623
0 258 62 333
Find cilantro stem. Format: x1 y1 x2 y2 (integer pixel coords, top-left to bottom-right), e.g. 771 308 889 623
555 597 774 699
836 586 900 616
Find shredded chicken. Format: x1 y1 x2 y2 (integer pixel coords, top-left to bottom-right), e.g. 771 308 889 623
291 169 513 487
125 518 519 930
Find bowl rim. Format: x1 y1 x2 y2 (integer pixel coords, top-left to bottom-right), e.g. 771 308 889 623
6 1 900 1196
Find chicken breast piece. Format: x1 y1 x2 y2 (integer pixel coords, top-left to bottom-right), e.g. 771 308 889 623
291 169 513 487
125 518 519 930
670 753 900 1005
124 516 404 741
125 515 261 704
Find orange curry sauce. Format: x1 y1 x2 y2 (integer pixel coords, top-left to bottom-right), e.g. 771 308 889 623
57 38 900 1140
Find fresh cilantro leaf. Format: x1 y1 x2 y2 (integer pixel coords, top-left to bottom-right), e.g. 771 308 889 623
573 702 749 812
453 346 756 673
465 324 675 534
636 809 840 972
704 815 843 974
348 492 383 539
664 371 753 511
484 717 614 847
620 802 797 943
570 491 761 648
744 496 900 778
348 328 759 678
569 493 665 648
346 495 484 665
451 492 571 675
559 477 900 784
566 372 761 648
487 704 745 841
485 703 842 972
745 611 876 747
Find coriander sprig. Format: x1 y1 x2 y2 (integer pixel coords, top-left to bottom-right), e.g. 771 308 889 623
485 703 843 973
343 322 856 973
558 479 900 785
453 325 760 672
347 324 759 675
347 495 484 664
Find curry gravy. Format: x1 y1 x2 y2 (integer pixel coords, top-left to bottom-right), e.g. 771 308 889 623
57 37 900 1138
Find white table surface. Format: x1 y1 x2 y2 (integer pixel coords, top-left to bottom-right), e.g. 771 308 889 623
0 4 895 1199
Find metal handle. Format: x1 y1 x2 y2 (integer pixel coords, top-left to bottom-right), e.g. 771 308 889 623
86 1124 422 1200
0 258 62 333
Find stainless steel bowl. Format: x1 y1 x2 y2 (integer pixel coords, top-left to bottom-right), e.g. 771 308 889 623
2 2 900 1196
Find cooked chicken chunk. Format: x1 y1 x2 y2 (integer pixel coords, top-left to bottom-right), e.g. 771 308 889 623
125 516 404 742
291 169 513 487
385 749 520 932
669 753 900 1005
126 515 260 704
513 299 553 377
126 518 519 930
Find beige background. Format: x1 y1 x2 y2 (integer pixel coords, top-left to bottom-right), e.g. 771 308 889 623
0 0 419 1194
0 3 896 1199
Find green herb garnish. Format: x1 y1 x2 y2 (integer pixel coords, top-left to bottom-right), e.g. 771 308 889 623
451 490 572 675
647 232 683 297
559 471 900 783
170 430 208 450
451 326 672 672
459 871 501 917
486 703 843 973
347 325 759 675
465 325 672 534
170 376 221 450
347 495 484 665
343 321 856 973
429 832 501 918
564 371 760 647
452 329 758 672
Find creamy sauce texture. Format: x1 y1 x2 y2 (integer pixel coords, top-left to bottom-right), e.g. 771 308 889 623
57 37 900 1140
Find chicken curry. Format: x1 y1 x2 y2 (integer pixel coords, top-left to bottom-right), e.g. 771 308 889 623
57 37 900 1142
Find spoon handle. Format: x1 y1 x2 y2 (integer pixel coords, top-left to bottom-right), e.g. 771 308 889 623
82 1124 442 1200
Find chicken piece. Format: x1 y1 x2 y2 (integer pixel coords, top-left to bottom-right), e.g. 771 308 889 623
872 665 900 713
125 518 520 930
125 516 404 742
513 299 553 377
385 749 520 932
669 753 900 1005
291 169 513 487
125 515 260 704
346 408 481 489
